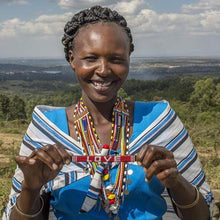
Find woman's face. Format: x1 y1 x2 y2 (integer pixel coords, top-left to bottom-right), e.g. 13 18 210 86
69 22 130 103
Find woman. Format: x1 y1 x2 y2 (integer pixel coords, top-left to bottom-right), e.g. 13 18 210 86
4 5 213 220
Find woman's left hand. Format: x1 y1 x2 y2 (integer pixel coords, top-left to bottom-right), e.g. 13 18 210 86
136 145 179 189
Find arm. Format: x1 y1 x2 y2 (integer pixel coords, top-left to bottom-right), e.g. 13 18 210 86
9 187 49 220
8 144 72 220
168 174 209 219
136 145 210 220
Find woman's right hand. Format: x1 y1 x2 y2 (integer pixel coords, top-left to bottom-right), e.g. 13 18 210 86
14 144 72 191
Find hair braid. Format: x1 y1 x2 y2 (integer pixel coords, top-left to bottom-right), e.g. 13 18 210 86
62 5 134 62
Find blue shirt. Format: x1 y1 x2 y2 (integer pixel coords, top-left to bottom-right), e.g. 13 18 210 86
44 102 168 220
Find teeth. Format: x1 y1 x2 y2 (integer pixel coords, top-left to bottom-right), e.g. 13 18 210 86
93 81 111 87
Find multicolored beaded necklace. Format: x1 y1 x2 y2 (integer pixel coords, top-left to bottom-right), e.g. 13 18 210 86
73 97 131 218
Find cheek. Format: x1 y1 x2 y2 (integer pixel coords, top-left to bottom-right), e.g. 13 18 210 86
114 65 129 80
74 61 96 78
80 61 96 71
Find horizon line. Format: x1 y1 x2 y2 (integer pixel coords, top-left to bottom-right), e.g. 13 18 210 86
1 55 220 60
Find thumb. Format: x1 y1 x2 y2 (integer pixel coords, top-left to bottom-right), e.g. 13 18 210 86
14 155 36 167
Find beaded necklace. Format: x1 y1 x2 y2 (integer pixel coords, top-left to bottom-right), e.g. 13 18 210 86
73 97 130 218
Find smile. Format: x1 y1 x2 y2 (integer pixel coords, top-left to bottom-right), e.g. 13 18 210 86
91 80 112 88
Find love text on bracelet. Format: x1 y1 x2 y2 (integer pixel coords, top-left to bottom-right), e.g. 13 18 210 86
15 195 44 218
172 186 200 209
72 155 136 162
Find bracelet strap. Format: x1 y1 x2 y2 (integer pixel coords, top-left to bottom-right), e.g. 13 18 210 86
172 186 200 209
15 195 44 218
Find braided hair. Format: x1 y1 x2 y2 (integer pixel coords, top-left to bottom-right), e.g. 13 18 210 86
62 5 134 62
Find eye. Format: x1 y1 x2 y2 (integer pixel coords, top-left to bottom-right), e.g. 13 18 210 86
110 57 125 64
84 56 97 62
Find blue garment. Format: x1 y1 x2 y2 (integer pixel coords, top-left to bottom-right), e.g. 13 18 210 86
44 102 168 220
4 101 214 220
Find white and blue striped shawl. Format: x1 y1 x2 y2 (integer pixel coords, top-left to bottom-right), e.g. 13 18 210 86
3 101 214 219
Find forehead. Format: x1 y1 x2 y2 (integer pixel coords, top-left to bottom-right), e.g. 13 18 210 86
73 22 130 54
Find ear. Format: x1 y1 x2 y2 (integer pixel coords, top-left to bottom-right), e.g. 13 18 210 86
69 50 75 71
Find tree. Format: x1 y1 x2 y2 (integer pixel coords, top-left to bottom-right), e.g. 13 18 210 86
8 95 26 120
118 88 128 99
190 78 216 111
0 94 10 120
213 83 220 106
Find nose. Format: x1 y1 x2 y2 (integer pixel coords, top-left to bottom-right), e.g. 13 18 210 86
95 58 111 77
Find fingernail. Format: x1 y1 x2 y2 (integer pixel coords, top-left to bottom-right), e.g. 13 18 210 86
29 158 35 164
65 159 70 165
145 177 150 183
52 163 58 170
137 161 142 166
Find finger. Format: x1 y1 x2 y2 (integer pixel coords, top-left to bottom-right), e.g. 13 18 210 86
141 146 174 169
53 144 72 165
43 145 64 168
141 146 166 168
33 148 58 170
156 167 179 181
14 155 36 166
136 146 148 164
136 145 161 166
142 150 157 168
145 159 177 181
29 145 72 165
45 144 71 170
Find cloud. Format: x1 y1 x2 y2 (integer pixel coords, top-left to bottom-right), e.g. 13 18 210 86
58 0 113 10
128 9 220 37
0 13 72 39
0 18 22 38
35 13 72 22
1 0 220 57
56 0 220 36
8 0 29 5
182 0 220 14
58 0 147 13
0 0 29 5
111 0 147 15
1 0 220 43
199 10 220 34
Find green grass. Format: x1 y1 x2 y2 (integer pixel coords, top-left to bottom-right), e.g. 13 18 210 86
0 135 19 218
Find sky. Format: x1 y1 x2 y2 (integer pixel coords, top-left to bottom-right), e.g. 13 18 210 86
0 0 220 59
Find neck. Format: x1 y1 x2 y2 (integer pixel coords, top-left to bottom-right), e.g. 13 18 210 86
81 94 117 124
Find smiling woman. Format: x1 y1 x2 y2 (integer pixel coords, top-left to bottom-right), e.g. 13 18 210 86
3 5 214 220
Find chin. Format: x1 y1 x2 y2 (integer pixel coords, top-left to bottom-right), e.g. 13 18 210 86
92 95 117 103
83 93 118 104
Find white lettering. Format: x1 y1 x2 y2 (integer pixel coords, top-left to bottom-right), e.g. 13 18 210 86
115 156 121 162
104 156 112 162
94 156 101 162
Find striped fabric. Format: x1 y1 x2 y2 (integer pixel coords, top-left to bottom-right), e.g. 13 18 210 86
80 146 109 213
3 101 214 219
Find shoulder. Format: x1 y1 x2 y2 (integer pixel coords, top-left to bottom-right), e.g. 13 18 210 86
130 100 174 143
134 100 171 120
33 105 66 120
33 105 69 133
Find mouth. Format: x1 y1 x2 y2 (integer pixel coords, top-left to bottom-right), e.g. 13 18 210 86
89 80 116 93
91 80 112 87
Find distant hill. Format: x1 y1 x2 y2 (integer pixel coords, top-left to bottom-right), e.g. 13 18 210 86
0 63 76 82
0 57 219 82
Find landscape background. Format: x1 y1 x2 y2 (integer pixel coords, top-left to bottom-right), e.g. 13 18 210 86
1 0 220 218
0 57 219 219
